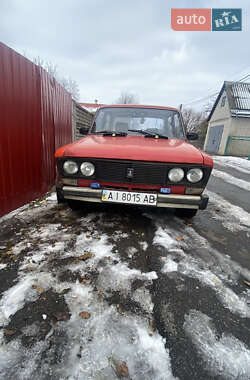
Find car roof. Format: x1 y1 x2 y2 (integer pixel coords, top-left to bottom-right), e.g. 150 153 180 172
98 104 180 112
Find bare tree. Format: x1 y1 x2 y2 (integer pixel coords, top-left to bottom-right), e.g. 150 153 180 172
181 108 206 132
33 56 58 78
115 92 139 104
59 77 80 101
31 56 80 101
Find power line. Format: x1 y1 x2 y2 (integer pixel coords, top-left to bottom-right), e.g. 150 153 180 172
183 91 219 106
183 72 250 107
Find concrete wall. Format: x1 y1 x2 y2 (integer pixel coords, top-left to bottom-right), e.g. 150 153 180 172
72 100 94 141
210 90 230 121
230 117 250 136
226 138 250 156
225 118 250 156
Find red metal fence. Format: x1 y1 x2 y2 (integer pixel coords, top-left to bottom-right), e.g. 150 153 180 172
0 43 72 217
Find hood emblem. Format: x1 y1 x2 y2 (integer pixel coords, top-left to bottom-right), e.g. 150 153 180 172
126 168 134 178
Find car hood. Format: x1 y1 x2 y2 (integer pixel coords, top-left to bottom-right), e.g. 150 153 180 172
57 135 205 164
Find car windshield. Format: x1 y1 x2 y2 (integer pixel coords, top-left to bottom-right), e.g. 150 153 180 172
91 107 185 139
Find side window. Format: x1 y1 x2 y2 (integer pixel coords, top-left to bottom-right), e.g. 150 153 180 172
221 96 226 107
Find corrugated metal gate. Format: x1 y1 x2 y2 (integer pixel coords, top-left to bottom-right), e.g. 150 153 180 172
0 42 72 217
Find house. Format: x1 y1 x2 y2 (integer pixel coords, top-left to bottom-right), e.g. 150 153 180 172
204 81 250 156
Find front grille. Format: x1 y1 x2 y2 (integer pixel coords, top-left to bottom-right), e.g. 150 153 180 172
57 158 213 187
95 161 167 185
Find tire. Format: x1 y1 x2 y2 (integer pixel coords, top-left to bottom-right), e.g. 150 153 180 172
56 187 65 204
67 199 82 210
175 208 198 218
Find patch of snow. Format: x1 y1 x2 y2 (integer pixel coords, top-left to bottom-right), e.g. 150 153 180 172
0 272 54 325
32 224 62 239
173 217 250 283
46 192 57 201
22 323 40 337
213 155 250 174
62 288 175 380
207 191 250 232
162 257 178 273
0 264 7 270
0 204 30 222
139 241 148 251
127 246 138 258
132 287 154 313
180 262 250 318
153 227 180 250
184 310 250 380
212 169 250 192
19 242 65 271
12 241 31 255
112 230 129 241
154 225 250 318
0 205 176 379
98 262 157 295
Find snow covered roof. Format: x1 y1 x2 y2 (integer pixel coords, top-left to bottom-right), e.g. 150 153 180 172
208 81 250 121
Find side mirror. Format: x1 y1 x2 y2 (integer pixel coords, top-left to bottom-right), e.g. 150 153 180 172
79 126 89 135
186 132 199 141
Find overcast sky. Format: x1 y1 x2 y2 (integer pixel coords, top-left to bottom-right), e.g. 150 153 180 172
1 0 249 110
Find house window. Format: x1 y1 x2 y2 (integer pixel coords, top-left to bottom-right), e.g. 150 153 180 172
221 96 226 107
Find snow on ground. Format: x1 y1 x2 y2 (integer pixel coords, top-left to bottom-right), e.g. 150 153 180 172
212 169 250 192
0 192 57 224
0 161 249 379
207 190 250 232
154 225 250 318
0 272 54 325
213 155 250 174
46 193 57 201
184 310 250 380
0 210 175 380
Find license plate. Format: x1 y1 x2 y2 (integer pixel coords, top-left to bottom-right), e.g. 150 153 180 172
102 190 157 206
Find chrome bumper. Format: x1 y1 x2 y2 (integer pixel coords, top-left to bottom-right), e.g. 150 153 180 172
61 186 208 210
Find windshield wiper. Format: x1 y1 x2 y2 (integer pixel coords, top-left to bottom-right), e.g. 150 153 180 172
94 131 127 136
128 129 168 139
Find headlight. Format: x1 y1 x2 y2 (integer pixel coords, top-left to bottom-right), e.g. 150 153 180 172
168 168 184 182
187 168 203 183
63 160 78 175
80 162 95 176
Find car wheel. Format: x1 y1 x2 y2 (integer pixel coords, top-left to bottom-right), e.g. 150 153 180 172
56 187 65 204
67 199 82 210
175 208 198 218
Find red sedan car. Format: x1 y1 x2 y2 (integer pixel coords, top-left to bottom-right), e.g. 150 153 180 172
55 105 213 218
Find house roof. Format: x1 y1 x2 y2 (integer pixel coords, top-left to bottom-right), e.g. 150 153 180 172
207 81 250 121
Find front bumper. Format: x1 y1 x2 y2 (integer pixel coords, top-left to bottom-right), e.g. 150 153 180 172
59 186 209 210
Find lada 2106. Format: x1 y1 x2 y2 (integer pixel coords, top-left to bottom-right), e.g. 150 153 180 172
55 105 213 218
